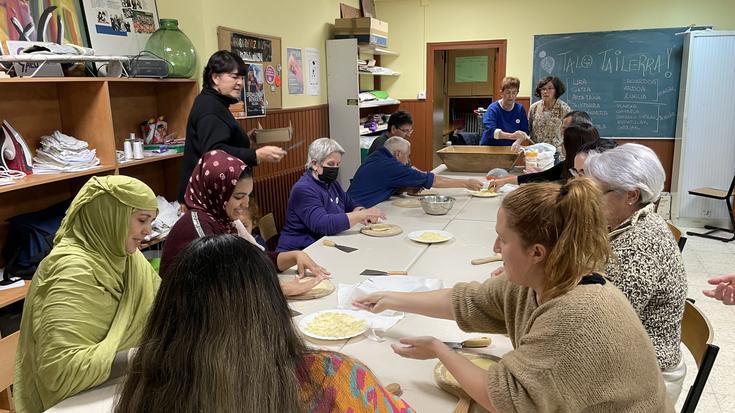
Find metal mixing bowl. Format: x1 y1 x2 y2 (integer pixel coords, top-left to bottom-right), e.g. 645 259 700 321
419 195 455 215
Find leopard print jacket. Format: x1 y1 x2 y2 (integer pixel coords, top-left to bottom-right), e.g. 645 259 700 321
605 203 687 369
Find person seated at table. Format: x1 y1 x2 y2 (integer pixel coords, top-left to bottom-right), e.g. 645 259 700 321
490 122 600 187
114 234 413 413
162 150 328 296
561 110 592 136
14 176 161 413
585 143 687 403
277 138 385 251
348 137 483 207
479 76 529 146
354 178 673 412
368 110 414 155
571 138 618 177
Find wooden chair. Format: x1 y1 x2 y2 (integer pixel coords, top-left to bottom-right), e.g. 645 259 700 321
667 222 688 252
680 300 719 413
686 174 735 242
0 331 19 412
259 213 278 243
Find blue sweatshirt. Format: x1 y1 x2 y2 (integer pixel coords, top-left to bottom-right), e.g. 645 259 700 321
347 148 434 208
480 100 529 146
276 171 360 251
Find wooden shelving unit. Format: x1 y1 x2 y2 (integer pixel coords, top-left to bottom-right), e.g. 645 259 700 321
326 38 401 188
0 77 198 273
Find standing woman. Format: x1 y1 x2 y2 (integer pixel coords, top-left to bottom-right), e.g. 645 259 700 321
163 150 329 296
528 76 572 157
14 176 160 412
479 76 529 146
178 50 287 202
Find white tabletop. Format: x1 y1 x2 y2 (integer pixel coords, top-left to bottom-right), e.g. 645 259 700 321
47 166 508 413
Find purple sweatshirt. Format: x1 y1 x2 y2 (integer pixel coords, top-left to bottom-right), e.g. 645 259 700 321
276 171 360 251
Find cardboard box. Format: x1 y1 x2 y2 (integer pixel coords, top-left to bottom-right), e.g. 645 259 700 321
334 18 388 47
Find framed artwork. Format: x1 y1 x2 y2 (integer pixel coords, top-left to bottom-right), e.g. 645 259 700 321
81 0 159 55
1 0 89 47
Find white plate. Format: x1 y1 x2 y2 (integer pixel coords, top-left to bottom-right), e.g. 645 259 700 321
407 230 454 244
469 190 501 198
298 309 368 341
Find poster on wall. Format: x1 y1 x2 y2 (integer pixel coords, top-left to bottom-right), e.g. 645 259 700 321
231 32 271 62
81 0 159 55
305 47 320 96
1 0 89 46
244 63 266 117
286 47 303 95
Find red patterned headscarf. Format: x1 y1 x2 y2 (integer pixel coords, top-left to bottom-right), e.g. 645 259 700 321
184 150 248 234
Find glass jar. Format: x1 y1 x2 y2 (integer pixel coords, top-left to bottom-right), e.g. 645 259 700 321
144 18 197 78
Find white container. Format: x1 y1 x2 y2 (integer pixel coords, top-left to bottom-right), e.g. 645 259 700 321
133 139 144 159
123 139 133 160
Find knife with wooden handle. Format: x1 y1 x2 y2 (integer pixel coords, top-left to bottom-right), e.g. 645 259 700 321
470 254 502 265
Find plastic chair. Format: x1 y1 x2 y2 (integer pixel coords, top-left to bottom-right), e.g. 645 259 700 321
686 175 735 242
680 299 719 413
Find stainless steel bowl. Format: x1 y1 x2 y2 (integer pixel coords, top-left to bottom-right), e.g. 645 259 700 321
419 195 455 215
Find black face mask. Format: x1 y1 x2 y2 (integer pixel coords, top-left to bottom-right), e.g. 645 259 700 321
318 166 339 183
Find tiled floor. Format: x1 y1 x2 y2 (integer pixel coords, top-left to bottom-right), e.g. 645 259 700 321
674 228 735 413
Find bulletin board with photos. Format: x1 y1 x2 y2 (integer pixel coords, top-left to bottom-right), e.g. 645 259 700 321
217 26 283 118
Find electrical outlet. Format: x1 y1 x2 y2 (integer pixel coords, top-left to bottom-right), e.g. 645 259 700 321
417 90 426 99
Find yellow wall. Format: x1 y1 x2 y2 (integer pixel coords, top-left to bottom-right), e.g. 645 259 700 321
375 0 735 99
156 0 360 108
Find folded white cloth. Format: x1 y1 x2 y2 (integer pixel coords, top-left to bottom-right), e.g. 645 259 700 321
33 131 100 173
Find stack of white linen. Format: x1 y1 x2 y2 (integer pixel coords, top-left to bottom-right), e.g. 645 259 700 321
33 131 100 173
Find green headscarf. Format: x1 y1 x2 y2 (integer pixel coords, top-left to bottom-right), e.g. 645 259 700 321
14 176 160 413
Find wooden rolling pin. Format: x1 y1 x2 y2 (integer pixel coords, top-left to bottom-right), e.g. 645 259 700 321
470 254 503 265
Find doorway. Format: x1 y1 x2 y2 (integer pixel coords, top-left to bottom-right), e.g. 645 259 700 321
426 40 507 167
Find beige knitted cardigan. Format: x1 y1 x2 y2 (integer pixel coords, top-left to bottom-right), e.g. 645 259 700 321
452 275 673 412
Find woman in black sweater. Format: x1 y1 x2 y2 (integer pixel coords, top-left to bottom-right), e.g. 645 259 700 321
492 122 599 188
178 51 286 202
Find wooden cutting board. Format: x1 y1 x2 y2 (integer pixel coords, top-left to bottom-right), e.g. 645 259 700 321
361 223 403 237
288 279 336 300
407 189 438 197
434 352 500 405
392 198 421 208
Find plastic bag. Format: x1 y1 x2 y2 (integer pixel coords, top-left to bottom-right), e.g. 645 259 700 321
522 143 556 172
486 168 509 178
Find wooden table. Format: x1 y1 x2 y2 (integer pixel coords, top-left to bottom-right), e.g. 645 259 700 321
47 167 509 413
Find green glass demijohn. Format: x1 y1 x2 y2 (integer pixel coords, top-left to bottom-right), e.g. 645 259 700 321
144 18 197 78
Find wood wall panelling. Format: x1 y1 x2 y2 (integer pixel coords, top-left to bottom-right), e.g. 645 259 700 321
235 105 329 231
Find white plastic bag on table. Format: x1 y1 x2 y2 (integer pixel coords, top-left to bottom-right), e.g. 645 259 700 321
521 143 556 172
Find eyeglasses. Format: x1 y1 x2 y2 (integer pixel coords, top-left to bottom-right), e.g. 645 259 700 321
540 86 555 92
398 127 414 136
569 168 583 177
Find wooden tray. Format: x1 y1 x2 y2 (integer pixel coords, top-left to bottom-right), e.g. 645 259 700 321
361 223 403 237
437 145 520 172
392 198 421 208
288 279 336 300
434 352 500 399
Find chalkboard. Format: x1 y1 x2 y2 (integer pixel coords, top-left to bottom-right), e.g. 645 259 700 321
532 28 699 138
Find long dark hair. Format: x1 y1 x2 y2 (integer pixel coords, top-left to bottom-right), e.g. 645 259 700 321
114 234 312 412
562 122 600 179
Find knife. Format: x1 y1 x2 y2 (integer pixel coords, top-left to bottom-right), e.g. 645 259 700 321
360 269 407 276
443 336 491 350
284 141 303 152
322 239 358 253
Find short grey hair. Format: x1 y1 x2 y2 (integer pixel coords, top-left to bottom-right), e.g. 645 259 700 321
306 138 345 169
585 143 665 205
384 136 410 153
